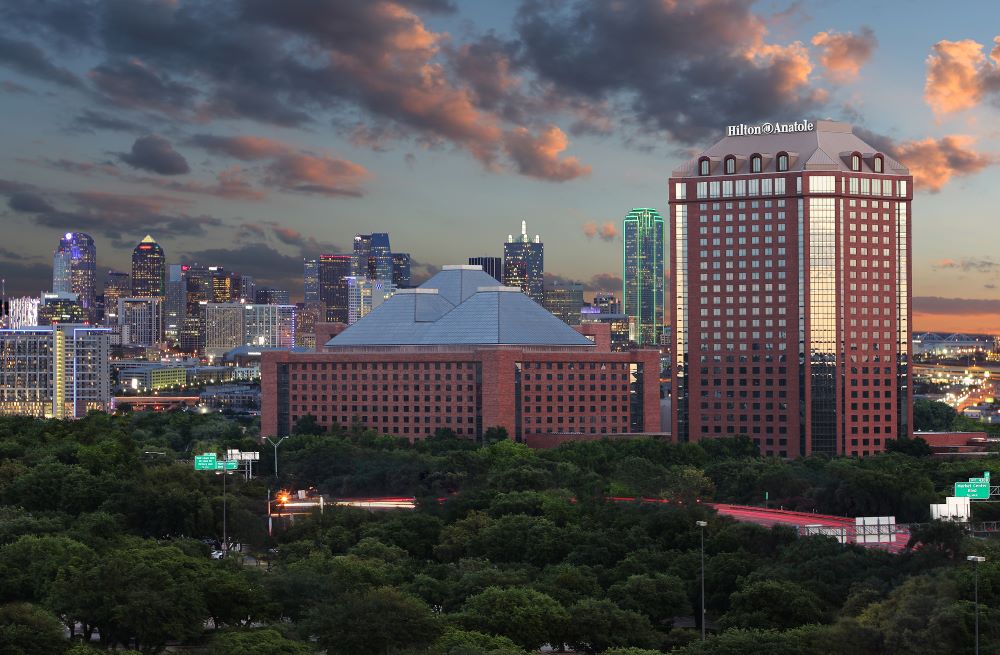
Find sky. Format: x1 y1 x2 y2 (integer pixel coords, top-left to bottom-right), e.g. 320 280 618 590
2 0 1000 332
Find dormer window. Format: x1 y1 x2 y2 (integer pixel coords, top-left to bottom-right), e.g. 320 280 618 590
851 153 861 171
873 154 884 173
750 154 762 173
699 157 710 176
724 156 736 174
777 152 789 172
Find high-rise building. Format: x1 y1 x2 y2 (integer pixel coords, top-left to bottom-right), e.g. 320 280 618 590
346 276 395 324
201 302 245 359
544 282 584 326
131 235 166 298
352 234 373 277
503 221 544 304
38 293 87 325
180 264 212 353
103 270 131 325
118 297 163 347
255 288 291 305
469 256 502 282
209 267 239 303
6 297 40 329
319 254 352 323
239 275 256 303
368 233 393 282
593 293 622 315
0 324 111 418
668 119 912 457
392 252 411 288
52 233 97 313
623 208 665 346
164 265 186 342
303 259 320 304
244 304 296 349
294 302 326 350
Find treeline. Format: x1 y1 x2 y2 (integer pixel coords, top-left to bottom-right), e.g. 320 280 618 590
0 412 999 654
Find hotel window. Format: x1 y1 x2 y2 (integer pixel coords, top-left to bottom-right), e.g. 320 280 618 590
873 154 884 173
777 152 789 171
751 154 762 173
851 153 862 171
725 156 736 174
699 158 710 175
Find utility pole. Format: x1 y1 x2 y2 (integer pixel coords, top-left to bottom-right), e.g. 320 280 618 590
697 520 707 640
968 555 986 655
265 436 289 478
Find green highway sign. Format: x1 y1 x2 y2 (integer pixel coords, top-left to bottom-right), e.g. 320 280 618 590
215 460 238 471
955 482 990 499
194 453 217 470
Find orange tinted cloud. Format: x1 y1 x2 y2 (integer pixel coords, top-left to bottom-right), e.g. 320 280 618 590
263 153 370 197
811 28 877 82
583 221 618 241
504 125 591 182
914 296 1000 334
894 135 993 192
924 38 1000 115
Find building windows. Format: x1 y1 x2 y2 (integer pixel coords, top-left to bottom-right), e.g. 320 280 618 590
699 157 710 176
873 154 884 173
751 154 762 173
851 152 862 171
725 156 736 174
777 152 789 171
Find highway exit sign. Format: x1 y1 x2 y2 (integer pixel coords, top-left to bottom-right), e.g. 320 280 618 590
194 453 217 470
955 482 990 499
216 460 238 471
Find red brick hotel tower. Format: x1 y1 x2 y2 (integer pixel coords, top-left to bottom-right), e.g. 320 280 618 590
669 120 912 457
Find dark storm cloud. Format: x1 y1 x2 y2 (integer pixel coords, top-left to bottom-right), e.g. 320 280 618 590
70 109 143 133
1 80 33 94
512 0 823 144
118 135 190 175
914 296 1000 315
0 260 55 297
8 192 55 213
0 34 82 88
181 242 305 290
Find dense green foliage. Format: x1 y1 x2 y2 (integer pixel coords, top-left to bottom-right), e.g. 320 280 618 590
1 412 999 653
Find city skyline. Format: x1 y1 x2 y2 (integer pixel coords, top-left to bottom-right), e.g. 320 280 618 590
2 2 1000 330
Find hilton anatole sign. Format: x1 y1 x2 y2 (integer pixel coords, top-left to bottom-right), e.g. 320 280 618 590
727 120 814 137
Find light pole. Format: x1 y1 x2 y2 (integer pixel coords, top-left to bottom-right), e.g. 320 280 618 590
216 467 234 555
968 555 986 655
265 436 289 478
697 520 707 640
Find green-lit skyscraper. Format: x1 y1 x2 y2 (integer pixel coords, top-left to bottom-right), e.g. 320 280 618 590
623 208 664 346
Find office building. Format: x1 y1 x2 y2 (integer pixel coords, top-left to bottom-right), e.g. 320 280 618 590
239 275 256 303
202 303 245 360
469 256 502 282
0 324 112 418
103 271 131 325
346 276 395 324
303 259 320 304
255 288 291 305
668 120 912 457
319 254 352 323
164 265 186 343
38 293 87 325
295 302 325 350
6 297 40 330
392 253 411 289
503 221 544 304
131 235 166 298
593 293 622 315
261 265 660 440
209 267 239 303
580 311 633 352
545 282 584 326
352 234 373 278
244 304 297 349
368 233 393 282
623 208 665 346
180 264 213 354
119 297 162 347
52 233 97 313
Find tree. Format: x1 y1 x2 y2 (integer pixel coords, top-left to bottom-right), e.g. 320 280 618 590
209 628 316 655
308 587 439 655
913 399 957 432
885 437 932 457
460 586 568 651
482 426 509 444
564 598 660 653
720 579 826 630
906 521 967 560
429 628 528 655
0 603 68 655
292 415 325 436
608 573 691 627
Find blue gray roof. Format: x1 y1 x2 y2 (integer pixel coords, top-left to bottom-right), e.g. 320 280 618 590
327 266 594 348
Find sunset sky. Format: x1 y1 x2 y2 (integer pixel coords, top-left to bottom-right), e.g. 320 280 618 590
1 1 1000 332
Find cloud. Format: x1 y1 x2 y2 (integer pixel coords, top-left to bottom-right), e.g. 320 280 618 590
189 134 292 160
512 0 826 144
504 125 591 182
811 27 877 82
118 134 190 175
8 191 54 213
924 38 1000 115
932 257 1000 273
584 273 623 293
181 242 306 291
914 296 1000 333
70 109 143 133
893 135 993 193
0 34 82 87
88 57 198 115
262 153 370 197
582 221 617 241
0 259 54 297
1 80 32 94
914 296 1000 315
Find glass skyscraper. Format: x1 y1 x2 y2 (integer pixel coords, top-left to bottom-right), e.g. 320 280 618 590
52 232 97 312
503 221 544 304
623 208 664 346
319 254 352 323
131 235 166 298
303 259 320 303
392 252 411 288
469 256 502 282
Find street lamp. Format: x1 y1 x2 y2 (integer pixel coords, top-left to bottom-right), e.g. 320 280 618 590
216 467 235 555
968 555 986 655
265 436 289 478
697 520 707 640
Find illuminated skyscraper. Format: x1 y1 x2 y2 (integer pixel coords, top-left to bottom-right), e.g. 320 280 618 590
303 259 320 303
118 297 163 347
392 252 411 288
544 282 584 326
52 233 97 312
668 120 912 457
319 254 352 323
103 270 131 325
352 234 373 277
623 208 664 346
368 233 393 282
131 235 166 298
503 221 544 304
164 265 186 341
